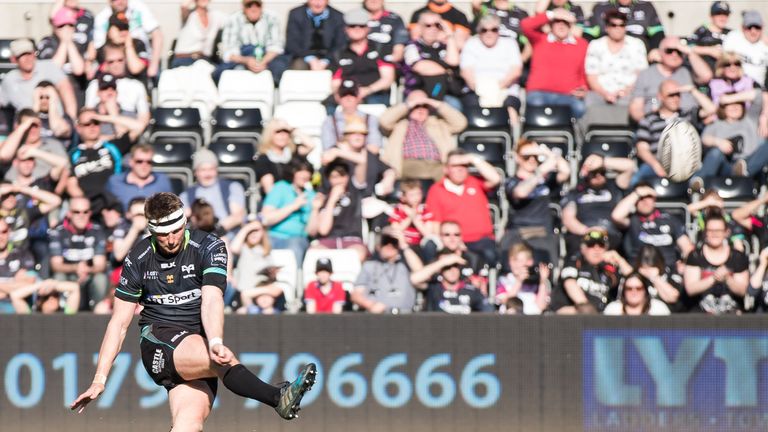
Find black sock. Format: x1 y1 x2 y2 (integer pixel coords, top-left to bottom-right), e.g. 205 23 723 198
222 364 281 407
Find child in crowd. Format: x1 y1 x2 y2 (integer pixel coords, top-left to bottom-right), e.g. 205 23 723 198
388 179 436 257
303 257 346 314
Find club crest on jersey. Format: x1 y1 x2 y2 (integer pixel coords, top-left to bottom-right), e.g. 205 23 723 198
182 264 195 273
166 274 174 284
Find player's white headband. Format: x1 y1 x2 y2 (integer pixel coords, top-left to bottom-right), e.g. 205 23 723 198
147 208 187 234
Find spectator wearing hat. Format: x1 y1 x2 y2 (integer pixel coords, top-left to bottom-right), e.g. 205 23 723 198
213 0 284 82
256 118 314 194
261 157 316 264
459 14 523 126
173 0 227 68
0 39 78 120
584 9 647 123
91 72 147 141
321 117 396 199
95 12 150 82
402 11 462 108
48 196 109 310
330 8 395 106
550 228 628 314
306 160 369 262
320 80 383 150
411 248 490 313
351 228 424 313
561 153 634 257
585 0 665 60
629 36 714 122
363 0 408 64
304 257 346 314
107 143 172 211
47 0 96 56
93 0 163 79
379 90 466 180
502 138 570 263
470 0 531 61
84 59 150 132
723 10 768 89
522 9 589 118
0 109 70 183
612 183 695 267
409 0 471 49
181 148 247 234
282 0 346 72
688 2 733 73
37 7 88 79
65 108 132 214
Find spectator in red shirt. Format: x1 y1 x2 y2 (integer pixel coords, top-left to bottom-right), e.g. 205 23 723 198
304 257 346 314
388 179 436 255
425 148 502 267
521 8 588 118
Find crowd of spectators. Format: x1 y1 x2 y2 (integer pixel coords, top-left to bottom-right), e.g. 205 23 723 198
1 0 768 317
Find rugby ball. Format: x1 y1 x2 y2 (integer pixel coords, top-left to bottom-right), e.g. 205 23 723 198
657 120 702 182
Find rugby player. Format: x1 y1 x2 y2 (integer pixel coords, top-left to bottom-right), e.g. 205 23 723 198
71 192 316 430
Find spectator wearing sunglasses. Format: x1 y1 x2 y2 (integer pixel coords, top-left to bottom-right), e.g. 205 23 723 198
584 0 664 59
551 228 625 314
629 36 713 122
329 9 395 106
95 12 150 83
85 47 150 130
502 139 569 264
583 9 647 124
708 52 761 113
409 0 471 48
631 79 715 184
687 2 732 73
459 15 523 126
66 108 132 214
107 143 172 211
722 10 768 89
411 248 489 314
561 153 634 257
603 272 670 315
33 81 74 141
470 0 531 61
255 118 314 194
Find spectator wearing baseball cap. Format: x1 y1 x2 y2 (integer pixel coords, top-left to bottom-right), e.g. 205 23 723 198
91 72 147 143
37 7 89 82
329 8 395 107
92 0 164 79
320 79 384 151
180 149 247 236
304 257 346 314
212 0 285 83
687 1 733 73
0 38 78 120
723 10 768 86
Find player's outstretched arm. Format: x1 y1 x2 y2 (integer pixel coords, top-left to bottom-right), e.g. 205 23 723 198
70 297 136 413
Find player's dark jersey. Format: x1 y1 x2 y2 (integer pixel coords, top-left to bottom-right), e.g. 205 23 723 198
115 228 228 333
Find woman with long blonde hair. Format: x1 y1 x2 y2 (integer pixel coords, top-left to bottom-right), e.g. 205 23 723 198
255 118 313 193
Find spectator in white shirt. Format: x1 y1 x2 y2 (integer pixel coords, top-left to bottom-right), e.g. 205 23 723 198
722 10 768 87
172 0 228 68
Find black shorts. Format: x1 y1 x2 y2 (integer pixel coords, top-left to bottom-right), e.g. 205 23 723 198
139 324 218 395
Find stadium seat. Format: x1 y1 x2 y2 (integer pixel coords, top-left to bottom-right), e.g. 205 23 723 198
153 166 194 194
151 136 197 166
704 176 758 202
459 107 512 173
218 69 275 119
300 249 362 296
149 107 204 150
209 136 258 165
0 39 18 79
581 135 634 159
157 66 219 127
273 102 327 168
354 104 388 118
278 70 332 104
269 249 299 311
211 107 263 143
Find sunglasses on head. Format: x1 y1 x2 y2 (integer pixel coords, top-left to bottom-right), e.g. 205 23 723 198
479 27 499 34
663 48 682 56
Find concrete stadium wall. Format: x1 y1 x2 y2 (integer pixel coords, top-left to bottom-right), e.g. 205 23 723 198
0 1 767 53
1 315 767 431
